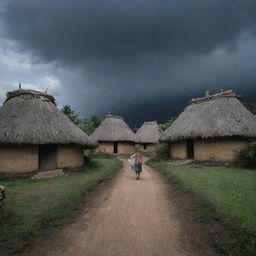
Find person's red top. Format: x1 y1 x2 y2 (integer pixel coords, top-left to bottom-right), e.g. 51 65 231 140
135 152 142 164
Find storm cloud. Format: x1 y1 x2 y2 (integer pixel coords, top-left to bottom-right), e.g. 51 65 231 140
1 0 256 126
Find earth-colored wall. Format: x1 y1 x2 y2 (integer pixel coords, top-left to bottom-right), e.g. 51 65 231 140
137 143 156 154
194 138 248 162
118 142 135 155
170 141 187 159
96 142 114 154
0 145 38 173
170 138 248 162
57 145 84 168
96 142 135 155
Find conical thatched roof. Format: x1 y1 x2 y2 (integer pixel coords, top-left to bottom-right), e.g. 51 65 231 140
0 89 94 147
161 90 256 142
90 115 135 142
135 121 162 143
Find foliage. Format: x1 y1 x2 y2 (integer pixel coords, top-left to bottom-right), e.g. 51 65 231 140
237 140 256 168
61 105 80 125
147 159 256 256
83 149 95 163
0 158 122 254
154 143 169 161
61 105 101 135
159 117 176 131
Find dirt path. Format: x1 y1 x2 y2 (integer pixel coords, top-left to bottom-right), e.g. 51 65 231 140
26 158 217 256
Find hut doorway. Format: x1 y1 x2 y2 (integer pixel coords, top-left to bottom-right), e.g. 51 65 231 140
113 142 118 154
187 140 194 159
39 145 57 170
143 144 147 150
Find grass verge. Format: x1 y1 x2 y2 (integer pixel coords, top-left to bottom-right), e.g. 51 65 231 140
147 158 256 256
0 158 122 254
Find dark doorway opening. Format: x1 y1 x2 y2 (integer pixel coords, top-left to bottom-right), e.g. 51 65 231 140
39 145 57 170
187 140 194 159
143 144 147 150
113 142 118 154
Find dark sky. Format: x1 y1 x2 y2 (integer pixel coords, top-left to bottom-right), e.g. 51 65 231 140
0 0 256 128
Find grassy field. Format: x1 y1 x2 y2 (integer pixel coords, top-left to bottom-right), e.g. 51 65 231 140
0 158 122 254
147 159 256 256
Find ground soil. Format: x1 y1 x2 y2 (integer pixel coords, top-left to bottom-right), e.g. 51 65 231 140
23 158 218 256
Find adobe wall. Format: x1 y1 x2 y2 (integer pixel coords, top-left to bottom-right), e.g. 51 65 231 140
0 145 38 173
57 145 84 168
170 141 187 159
96 142 114 154
118 142 135 155
194 138 248 162
137 143 156 155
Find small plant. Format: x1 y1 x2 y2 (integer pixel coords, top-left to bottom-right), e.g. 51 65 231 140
237 140 256 168
154 143 169 161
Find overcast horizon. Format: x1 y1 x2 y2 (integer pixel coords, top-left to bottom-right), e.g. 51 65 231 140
0 1 256 127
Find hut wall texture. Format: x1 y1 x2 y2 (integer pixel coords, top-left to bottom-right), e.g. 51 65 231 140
170 141 187 159
96 142 135 155
96 142 114 154
0 145 38 173
118 142 135 155
194 138 247 162
57 145 84 168
137 143 156 154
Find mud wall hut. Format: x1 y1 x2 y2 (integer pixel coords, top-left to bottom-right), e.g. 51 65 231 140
0 89 94 174
135 121 162 153
90 115 135 155
160 90 256 162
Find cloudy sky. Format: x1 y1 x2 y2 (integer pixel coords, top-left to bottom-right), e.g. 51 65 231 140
0 0 256 127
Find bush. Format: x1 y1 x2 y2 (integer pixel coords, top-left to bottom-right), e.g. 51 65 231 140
237 140 256 168
83 149 95 163
154 143 169 161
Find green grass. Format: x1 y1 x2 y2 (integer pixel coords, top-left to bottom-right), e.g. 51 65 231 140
147 159 256 256
0 158 122 254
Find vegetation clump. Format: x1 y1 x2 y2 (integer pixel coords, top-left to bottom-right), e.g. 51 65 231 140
61 105 101 135
154 143 169 161
237 140 256 168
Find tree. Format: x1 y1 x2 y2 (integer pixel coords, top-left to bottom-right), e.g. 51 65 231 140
61 105 101 135
61 105 80 125
159 117 176 131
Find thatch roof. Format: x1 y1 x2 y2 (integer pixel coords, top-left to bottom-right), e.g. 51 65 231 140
161 90 256 142
135 121 162 143
90 115 135 142
0 89 94 147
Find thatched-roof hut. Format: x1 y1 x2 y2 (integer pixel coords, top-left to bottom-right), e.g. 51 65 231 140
90 115 135 154
135 121 162 153
0 89 94 174
160 90 256 162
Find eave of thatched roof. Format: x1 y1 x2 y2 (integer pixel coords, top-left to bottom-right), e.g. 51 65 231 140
90 115 135 143
135 121 162 143
160 94 256 142
0 90 94 147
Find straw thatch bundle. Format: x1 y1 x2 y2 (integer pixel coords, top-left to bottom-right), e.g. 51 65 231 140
161 92 256 142
135 121 162 143
90 115 135 142
0 89 94 147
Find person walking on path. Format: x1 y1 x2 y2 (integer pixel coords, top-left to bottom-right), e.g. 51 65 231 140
134 148 142 180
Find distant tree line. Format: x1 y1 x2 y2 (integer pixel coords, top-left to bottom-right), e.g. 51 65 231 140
159 117 176 131
61 105 101 135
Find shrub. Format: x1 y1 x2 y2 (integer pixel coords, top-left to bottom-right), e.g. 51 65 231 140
83 149 95 163
237 140 256 168
154 143 169 161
